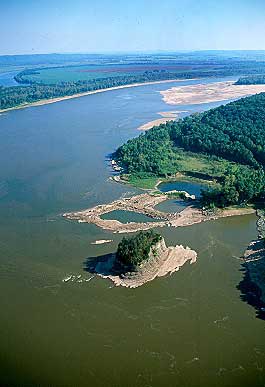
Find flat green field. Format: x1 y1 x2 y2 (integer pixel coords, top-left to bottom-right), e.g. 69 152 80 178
122 150 233 190
19 63 205 84
22 65 138 83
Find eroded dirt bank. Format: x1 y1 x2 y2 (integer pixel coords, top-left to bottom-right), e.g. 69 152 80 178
241 210 265 311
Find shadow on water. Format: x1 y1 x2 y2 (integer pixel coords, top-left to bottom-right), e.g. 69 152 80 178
83 253 128 276
237 263 265 321
84 253 113 274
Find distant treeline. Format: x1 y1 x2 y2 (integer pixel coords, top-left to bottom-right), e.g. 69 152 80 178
235 75 265 85
2 70 197 110
14 69 196 85
0 67 241 110
3 61 265 110
114 93 265 207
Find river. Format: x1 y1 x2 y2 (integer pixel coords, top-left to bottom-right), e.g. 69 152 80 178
0 70 20 86
0 78 264 387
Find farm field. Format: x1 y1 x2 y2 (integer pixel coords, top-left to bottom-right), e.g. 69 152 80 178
19 63 217 84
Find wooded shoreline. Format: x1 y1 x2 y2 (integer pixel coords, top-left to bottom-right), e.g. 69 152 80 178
0 78 190 114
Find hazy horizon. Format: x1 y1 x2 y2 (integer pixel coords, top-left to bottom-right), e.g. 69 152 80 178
2 49 265 57
2 0 265 55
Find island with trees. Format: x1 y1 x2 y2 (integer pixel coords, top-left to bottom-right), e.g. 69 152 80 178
86 230 197 288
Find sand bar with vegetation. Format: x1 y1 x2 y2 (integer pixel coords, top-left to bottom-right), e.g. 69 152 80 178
160 81 265 106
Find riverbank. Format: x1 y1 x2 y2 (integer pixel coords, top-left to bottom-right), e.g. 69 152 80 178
0 78 193 114
239 209 265 319
86 237 197 288
63 193 255 234
160 81 265 105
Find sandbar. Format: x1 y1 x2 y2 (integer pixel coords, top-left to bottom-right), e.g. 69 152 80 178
160 81 265 106
138 110 188 131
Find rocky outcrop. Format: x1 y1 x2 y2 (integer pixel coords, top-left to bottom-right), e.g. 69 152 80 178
90 237 197 288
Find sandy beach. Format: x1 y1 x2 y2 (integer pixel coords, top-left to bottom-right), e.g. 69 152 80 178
138 110 188 131
160 81 265 106
0 78 192 114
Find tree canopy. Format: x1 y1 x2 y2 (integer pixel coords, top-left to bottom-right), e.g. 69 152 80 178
116 230 162 268
235 75 265 85
115 93 265 207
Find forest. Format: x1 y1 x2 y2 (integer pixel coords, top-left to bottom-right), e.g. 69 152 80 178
114 93 265 207
235 75 265 85
116 230 162 268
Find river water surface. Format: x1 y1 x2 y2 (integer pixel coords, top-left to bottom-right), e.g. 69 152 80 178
0 78 265 387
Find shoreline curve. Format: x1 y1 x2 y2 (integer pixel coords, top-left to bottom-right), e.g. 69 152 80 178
0 78 196 114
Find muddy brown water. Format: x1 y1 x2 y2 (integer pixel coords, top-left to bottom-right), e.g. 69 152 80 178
0 77 265 387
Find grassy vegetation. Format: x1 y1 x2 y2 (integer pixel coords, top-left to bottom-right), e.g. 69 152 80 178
20 65 141 84
120 150 234 190
166 149 234 178
14 62 221 85
122 174 160 189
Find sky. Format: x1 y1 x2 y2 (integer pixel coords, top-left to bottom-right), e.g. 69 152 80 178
1 0 265 55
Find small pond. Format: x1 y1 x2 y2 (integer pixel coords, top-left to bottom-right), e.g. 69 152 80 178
158 180 208 197
155 199 188 213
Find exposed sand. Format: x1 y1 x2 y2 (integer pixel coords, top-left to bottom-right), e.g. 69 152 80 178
138 110 188 131
92 238 197 288
0 79 192 114
63 193 255 234
91 239 113 245
160 81 265 106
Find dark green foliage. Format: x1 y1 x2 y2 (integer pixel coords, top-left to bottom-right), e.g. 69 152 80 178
201 165 265 207
116 230 162 268
115 123 179 176
115 93 265 207
1 71 196 110
235 75 265 85
116 94 265 172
